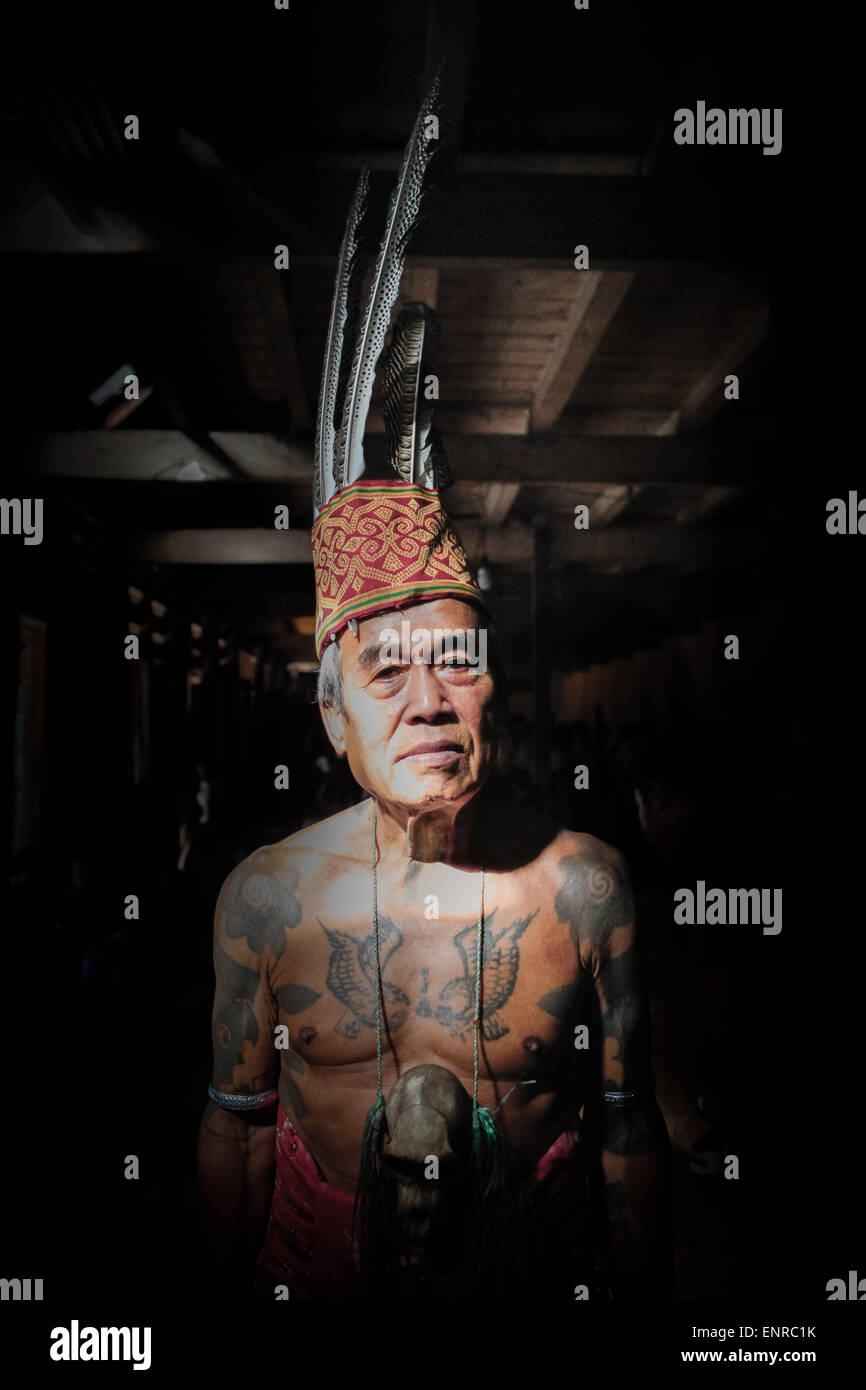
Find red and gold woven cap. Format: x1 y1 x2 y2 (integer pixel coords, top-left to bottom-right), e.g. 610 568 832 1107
311 478 484 658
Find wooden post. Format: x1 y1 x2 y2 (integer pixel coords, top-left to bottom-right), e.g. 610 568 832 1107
530 518 551 811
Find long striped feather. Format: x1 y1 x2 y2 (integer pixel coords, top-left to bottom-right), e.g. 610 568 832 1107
382 302 451 489
336 75 441 487
313 168 370 513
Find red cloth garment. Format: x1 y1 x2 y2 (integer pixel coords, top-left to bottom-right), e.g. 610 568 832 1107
254 1106 357 1300
255 1104 589 1301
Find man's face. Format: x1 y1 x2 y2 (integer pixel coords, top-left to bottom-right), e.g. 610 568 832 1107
320 598 499 811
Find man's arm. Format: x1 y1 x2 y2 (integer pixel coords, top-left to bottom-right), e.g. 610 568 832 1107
195 853 281 1297
558 839 673 1298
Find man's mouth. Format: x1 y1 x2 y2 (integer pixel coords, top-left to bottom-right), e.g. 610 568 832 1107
396 740 465 767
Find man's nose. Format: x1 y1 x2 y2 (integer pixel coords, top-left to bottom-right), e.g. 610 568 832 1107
404 662 452 718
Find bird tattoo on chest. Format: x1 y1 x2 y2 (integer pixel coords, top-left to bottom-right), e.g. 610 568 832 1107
317 907 538 1044
435 909 537 1042
318 915 409 1037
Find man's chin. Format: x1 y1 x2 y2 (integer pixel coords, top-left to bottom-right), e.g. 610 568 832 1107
390 770 477 809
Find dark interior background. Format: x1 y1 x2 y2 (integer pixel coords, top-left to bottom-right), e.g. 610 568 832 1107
1 0 857 1339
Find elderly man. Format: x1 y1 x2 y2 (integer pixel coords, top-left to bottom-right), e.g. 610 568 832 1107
196 79 670 1300
196 591 671 1299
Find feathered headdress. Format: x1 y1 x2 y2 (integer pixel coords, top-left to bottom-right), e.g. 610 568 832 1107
309 90 517 1294
310 74 483 658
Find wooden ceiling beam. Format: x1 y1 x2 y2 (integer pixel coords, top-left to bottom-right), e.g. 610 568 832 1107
419 433 765 485
30 431 767 486
481 482 522 526
586 484 643 527
675 486 745 526
131 523 762 572
296 253 773 279
462 523 756 571
551 408 680 436
400 265 440 309
365 404 530 436
531 272 635 431
676 305 770 431
250 260 312 432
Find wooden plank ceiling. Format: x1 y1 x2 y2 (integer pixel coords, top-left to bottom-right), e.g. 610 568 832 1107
7 0 777 667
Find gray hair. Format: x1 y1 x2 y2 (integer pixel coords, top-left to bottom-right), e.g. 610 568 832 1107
316 638 346 714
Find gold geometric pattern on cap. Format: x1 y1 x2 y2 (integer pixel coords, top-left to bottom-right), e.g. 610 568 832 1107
311 479 483 657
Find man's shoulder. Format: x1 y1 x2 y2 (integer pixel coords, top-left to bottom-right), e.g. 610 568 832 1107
540 825 627 876
214 803 372 955
537 827 634 961
221 800 371 891
277 799 372 863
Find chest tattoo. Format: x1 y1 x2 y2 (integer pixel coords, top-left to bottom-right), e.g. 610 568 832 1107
315 906 541 1046
318 915 409 1037
435 909 537 1043
415 966 433 1017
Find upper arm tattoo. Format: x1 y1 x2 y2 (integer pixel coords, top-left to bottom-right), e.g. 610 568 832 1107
555 849 652 1095
211 857 286 1093
555 853 633 954
211 941 278 1093
212 944 262 1085
220 851 302 961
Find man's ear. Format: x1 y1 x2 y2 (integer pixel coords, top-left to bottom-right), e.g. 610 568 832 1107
319 701 347 757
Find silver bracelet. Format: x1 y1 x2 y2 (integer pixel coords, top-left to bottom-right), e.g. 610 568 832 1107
602 1086 652 1107
208 1084 278 1112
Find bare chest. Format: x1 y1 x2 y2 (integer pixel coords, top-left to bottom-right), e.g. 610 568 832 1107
269 862 583 1086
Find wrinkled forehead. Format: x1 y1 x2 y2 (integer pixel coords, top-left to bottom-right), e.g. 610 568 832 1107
341 597 486 674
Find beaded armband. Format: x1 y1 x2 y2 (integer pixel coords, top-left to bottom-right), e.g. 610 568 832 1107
602 1085 654 1107
207 1084 279 1112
